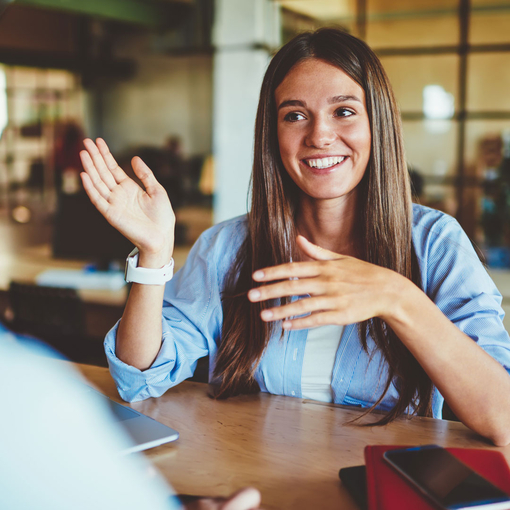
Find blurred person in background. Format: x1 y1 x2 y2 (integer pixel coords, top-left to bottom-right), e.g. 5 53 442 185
54 121 85 195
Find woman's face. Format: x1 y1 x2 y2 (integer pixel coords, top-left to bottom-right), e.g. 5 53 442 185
275 58 371 202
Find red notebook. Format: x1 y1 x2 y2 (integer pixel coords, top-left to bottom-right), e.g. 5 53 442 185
364 445 510 510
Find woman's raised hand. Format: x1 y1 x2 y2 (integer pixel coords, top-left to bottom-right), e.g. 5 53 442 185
247 235 409 329
79 138 175 266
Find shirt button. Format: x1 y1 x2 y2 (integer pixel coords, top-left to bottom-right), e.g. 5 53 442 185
291 390 295 396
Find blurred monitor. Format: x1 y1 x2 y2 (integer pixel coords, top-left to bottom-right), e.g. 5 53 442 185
53 193 134 269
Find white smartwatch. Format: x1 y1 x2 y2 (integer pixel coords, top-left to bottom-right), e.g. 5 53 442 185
124 247 174 285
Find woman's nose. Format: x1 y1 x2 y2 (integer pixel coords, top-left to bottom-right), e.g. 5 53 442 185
305 117 336 148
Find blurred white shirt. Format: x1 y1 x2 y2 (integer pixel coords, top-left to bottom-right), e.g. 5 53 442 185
0 325 181 510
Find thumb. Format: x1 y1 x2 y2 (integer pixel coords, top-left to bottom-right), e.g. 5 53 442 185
296 235 341 261
131 156 161 195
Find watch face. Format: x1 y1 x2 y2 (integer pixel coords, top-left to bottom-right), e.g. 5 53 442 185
124 251 138 283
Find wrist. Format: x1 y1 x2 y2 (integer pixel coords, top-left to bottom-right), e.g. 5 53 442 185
125 248 174 285
137 246 174 269
378 271 416 325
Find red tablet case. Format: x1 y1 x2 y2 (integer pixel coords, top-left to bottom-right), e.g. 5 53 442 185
364 445 510 510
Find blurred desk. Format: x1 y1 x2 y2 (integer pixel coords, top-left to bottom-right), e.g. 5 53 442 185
0 243 191 340
78 363 510 510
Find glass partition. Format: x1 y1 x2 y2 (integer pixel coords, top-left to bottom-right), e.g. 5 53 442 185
471 0 510 44
380 54 458 112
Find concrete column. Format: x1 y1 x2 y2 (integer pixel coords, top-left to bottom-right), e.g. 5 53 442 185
212 0 280 223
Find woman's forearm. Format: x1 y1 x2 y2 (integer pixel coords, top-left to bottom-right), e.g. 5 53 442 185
79 137 177 371
384 278 510 446
116 249 172 370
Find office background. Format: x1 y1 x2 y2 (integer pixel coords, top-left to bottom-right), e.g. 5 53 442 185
0 0 509 364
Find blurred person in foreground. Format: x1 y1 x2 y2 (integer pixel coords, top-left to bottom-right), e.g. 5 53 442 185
0 322 261 510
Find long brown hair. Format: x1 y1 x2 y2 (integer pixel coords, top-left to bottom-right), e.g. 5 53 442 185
214 28 433 424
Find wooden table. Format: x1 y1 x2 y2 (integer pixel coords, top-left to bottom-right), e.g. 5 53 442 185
77 364 510 510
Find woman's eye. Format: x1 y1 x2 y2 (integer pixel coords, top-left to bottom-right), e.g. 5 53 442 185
335 108 354 117
283 112 305 122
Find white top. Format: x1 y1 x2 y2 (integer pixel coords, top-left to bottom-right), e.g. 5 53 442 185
301 324 344 402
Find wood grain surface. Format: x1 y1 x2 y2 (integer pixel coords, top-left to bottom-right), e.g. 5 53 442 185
77 363 510 510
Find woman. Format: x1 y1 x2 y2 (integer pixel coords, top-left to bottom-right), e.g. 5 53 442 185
80 29 510 445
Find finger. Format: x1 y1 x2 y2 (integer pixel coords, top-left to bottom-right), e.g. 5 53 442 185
252 261 324 283
221 487 261 510
297 235 342 261
96 137 128 183
260 296 335 322
80 150 112 200
248 278 325 303
131 156 163 196
80 172 111 218
83 138 117 190
282 311 344 330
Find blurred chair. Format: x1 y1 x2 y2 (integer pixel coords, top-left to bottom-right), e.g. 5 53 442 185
7 282 103 364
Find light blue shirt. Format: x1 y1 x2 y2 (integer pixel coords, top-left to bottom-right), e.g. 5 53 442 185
106 204 510 419
0 324 181 510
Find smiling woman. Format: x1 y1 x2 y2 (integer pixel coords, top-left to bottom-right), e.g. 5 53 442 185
216 28 427 416
80 28 510 446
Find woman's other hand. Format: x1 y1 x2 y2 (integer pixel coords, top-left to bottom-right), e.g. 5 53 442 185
80 138 175 266
247 235 409 330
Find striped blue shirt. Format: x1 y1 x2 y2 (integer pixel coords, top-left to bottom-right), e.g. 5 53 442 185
106 204 510 419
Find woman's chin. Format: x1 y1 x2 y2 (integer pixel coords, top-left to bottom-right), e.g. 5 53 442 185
299 187 357 202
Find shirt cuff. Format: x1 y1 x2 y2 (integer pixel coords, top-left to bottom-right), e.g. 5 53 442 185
104 319 193 402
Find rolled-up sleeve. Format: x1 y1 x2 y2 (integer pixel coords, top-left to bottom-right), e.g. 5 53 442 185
105 216 247 402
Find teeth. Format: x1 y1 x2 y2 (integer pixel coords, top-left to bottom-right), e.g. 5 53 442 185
306 156 345 169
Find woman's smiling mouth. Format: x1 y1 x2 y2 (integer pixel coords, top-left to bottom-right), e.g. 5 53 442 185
302 156 347 171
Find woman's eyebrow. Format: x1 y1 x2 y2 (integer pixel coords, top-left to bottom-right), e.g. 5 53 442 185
277 99 306 110
328 94 362 104
277 95 362 110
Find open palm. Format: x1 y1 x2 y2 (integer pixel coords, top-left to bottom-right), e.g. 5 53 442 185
79 138 175 257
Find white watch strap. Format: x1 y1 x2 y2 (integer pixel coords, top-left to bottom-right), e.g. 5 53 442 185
124 247 174 285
